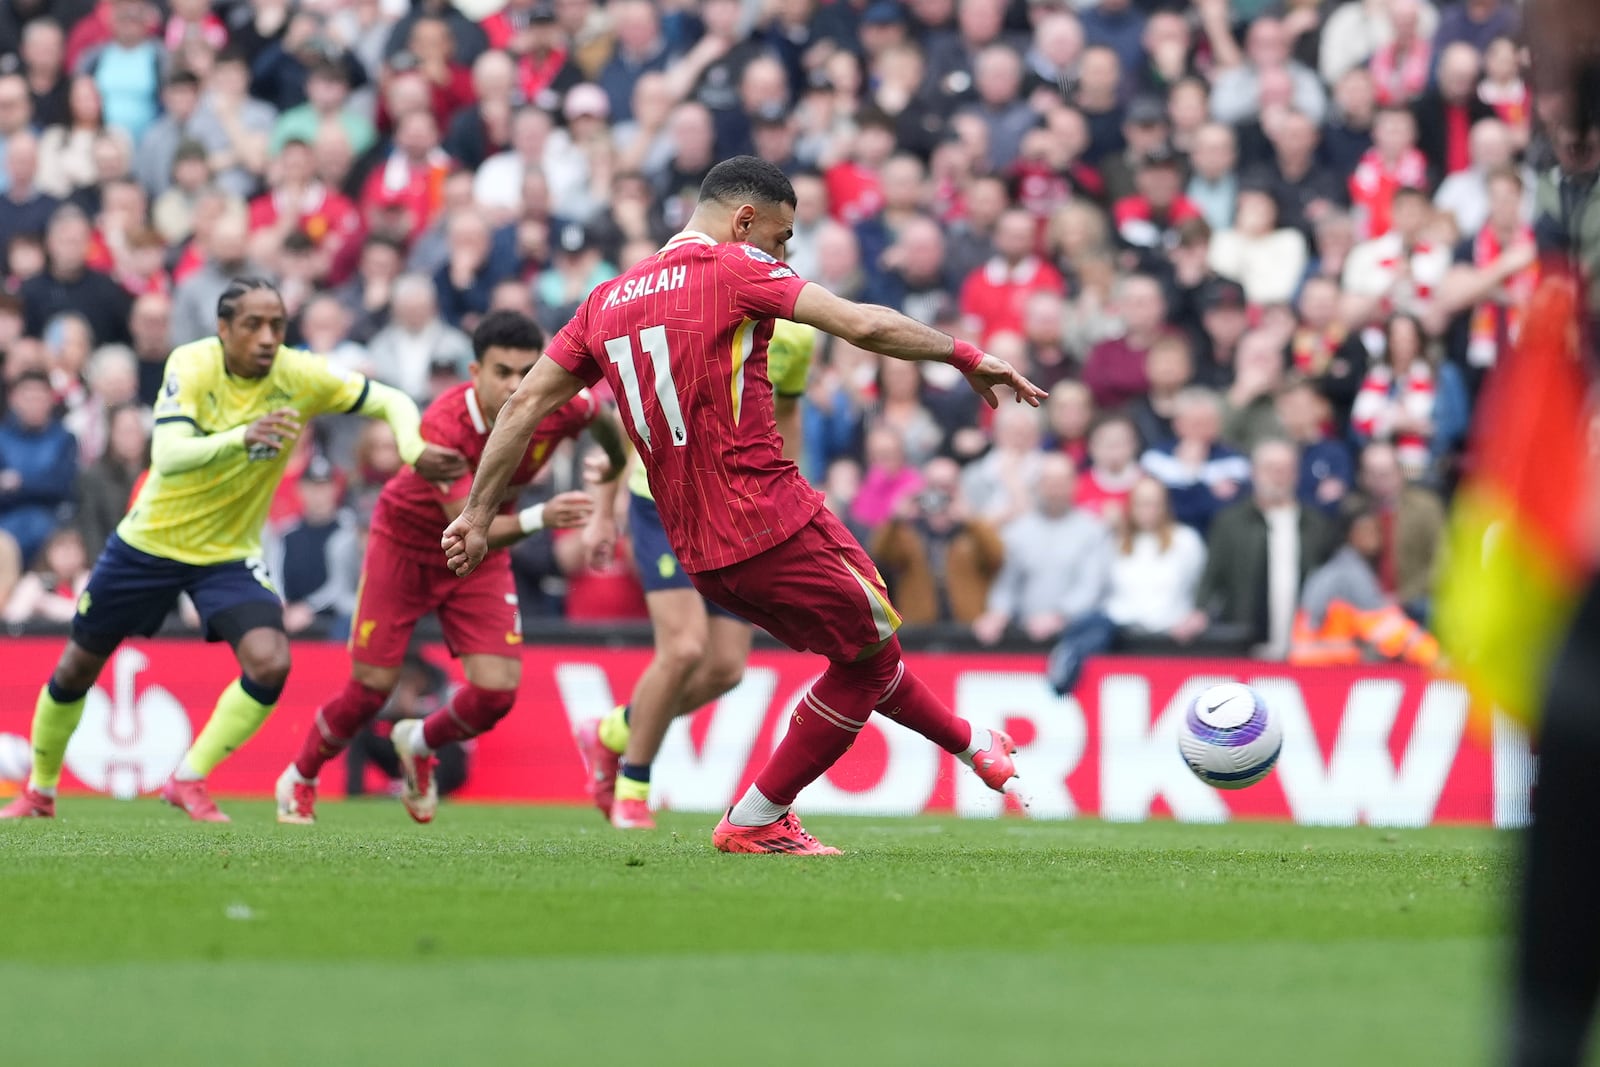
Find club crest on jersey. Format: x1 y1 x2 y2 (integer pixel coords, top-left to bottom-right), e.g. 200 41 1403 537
164 373 180 397
742 245 778 264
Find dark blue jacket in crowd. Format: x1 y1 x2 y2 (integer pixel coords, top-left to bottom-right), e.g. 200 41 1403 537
1298 438 1354 514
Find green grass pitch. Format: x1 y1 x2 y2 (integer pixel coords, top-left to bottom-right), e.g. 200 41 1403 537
1 799 1513 1066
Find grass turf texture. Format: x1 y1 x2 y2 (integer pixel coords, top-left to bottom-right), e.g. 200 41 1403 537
1 799 1512 1066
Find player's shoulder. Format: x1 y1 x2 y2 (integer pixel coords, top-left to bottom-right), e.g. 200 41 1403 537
165 337 223 381
716 242 801 283
422 381 475 428
556 386 601 423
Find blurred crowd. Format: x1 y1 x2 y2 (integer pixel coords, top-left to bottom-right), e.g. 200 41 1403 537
0 0 1596 672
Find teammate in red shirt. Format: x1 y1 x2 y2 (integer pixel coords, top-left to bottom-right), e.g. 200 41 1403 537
444 158 1046 854
275 311 626 825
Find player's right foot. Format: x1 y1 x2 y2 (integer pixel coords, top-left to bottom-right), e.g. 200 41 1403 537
391 721 438 824
713 811 842 855
610 796 656 830
275 766 316 825
160 777 231 822
969 728 1030 809
0 786 54 819
574 719 619 818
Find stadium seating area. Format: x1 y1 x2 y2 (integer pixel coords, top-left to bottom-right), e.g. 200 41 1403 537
0 0 1582 663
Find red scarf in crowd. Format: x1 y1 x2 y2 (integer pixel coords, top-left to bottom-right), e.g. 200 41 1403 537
1479 78 1530 132
1349 147 1429 238
1352 360 1437 475
1468 224 1538 368
1370 37 1431 106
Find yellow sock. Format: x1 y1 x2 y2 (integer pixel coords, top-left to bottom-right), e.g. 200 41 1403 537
598 704 630 755
615 776 650 803
180 679 276 778
29 684 87 791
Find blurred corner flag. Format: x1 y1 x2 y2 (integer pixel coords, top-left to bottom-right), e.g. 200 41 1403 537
1437 276 1597 733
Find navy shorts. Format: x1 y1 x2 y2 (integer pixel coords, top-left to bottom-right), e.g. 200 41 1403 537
627 492 738 620
72 534 284 655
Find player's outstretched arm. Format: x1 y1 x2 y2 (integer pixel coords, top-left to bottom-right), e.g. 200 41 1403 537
357 380 469 482
443 357 588 577
438 492 594 550
789 283 1047 409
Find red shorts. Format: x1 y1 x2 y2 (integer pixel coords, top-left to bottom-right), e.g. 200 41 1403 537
349 532 522 668
689 510 901 662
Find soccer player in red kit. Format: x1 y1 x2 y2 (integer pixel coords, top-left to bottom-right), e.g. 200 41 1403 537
444 158 1046 854
276 310 627 825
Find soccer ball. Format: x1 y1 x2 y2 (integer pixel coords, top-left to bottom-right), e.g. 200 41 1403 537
0 732 31 782
1177 683 1283 790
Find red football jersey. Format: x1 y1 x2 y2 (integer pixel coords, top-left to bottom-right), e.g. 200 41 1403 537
371 381 599 562
545 232 822 573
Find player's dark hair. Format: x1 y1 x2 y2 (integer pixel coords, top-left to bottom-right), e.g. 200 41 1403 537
697 155 797 209
217 277 281 322
471 309 547 360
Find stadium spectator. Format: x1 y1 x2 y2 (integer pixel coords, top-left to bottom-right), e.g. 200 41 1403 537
74 400 146 560
1319 0 1440 86
1044 379 1094 467
20 206 130 345
1478 36 1530 146
1533 99 1600 326
80 0 160 145
188 49 274 200
1434 0 1519 62
957 207 1064 344
1342 187 1453 326
1437 167 1537 398
1186 122 1240 232
862 214 954 325
265 454 360 639
271 57 375 160
1277 379 1354 514
1288 504 1441 666
972 453 1111 646
1207 181 1309 307
0 72 33 196
19 18 67 130
1285 276 1367 429
1083 273 1165 410
1211 16 1328 127
851 424 924 531
168 209 252 346
1141 386 1251 534
1075 415 1142 521
2 525 90 624
1175 438 1338 658
346 420 402 519
963 403 1046 527
1414 43 1495 177
1433 119 1531 238
1351 313 1471 481
1344 441 1446 616
366 273 472 404
1099 98 1168 207
1349 106 1429 239
68 342 138 462
0 131 57 255
1222 330 1288 454
1128 334 1192 449
870 456 1003 627
0 370 77 573
1100 476 1208 643
35 75 98 200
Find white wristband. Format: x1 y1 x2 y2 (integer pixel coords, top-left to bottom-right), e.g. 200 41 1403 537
517 503 546 535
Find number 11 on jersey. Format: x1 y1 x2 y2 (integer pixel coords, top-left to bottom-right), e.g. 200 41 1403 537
605 325 688 452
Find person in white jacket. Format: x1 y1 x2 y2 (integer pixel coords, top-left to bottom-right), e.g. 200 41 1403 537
1104 476 1208 637
1208 181 1309 306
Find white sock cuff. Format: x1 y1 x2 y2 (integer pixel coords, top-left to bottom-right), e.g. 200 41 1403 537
959 727 992 765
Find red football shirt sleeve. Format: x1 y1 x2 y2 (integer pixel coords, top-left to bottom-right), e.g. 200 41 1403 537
718 244 809 320
544 299 604 387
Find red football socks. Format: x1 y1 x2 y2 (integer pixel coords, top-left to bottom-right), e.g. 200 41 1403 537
876 663 973 754
293 679 389 779
754 643 900 807
420 685 517 750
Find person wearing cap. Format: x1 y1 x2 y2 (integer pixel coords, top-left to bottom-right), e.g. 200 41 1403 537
1100 94 1170 205
532 221 616 333
1189 277 1249 387
263 453 360 638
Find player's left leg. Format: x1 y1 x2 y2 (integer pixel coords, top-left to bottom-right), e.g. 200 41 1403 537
389 652 519 824
163 560 292 822
387 560 523 823
695 513 1026 854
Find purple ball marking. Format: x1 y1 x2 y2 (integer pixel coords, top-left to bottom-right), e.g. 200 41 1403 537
1184 692 1269 748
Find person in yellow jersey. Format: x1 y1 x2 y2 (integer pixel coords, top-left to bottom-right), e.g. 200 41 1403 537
575 318 816 829
0 277 468 822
